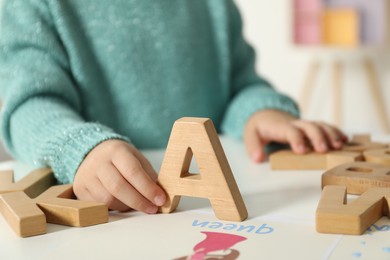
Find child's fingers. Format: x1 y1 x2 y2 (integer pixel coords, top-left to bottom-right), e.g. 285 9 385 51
285 125 307 154
98 163 159 214
132 149 159 181
84 178 130 212
244 125 266 162
112 149 166 207
316 122 344 149
292 121 328 153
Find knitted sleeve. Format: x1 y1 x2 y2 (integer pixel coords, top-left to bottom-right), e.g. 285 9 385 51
221 1 300 139
0 0 127 183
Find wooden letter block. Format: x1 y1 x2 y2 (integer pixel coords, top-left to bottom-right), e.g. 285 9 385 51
0 168 55 198
157 117 248 222
270 150 362 170
0 191 46 237
0 169 108 237
35 185 109 227
270 135 387 170
316 186 390 235
269 150 326 170
326 151 364 169
342 134 387 153
322 162 390 194
364 148 390 166
317 161 390 235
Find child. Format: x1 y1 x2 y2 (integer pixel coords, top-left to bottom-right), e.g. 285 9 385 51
0 0 346 214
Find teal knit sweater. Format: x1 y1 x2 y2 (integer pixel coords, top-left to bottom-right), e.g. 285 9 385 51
0 0 299 184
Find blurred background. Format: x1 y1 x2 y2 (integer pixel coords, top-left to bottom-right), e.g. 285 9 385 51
235 0 390 135
0 0 389 161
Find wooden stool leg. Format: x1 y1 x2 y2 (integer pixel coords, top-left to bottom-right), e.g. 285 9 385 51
333 59 343 127
299 59 320 116
363 57 390 133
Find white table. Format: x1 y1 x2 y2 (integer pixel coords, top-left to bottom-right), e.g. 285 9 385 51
0 136 390 260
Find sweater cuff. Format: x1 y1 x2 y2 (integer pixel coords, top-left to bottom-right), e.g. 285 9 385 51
40 123 129 184
221 86 300 139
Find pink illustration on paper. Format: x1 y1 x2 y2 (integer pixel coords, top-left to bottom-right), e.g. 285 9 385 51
175 231 247 260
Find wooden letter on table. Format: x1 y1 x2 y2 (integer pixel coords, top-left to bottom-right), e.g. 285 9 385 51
342 134 387 153
157 117 248 222
269 134 385 170
0 168 55 198
0 169 108 237
321 162 390 194
316 162 390 235
269 150 362 170
364 148 390 166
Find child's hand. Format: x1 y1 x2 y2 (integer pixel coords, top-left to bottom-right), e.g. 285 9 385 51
73 140 166 213
244 109 348 162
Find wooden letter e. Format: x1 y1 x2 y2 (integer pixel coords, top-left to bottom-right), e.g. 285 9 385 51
157 117 248 222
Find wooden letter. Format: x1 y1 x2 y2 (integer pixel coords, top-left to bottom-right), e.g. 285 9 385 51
316 186 390 235
269 150 326 170
0 168 55 198
157 117 248 222
322 162 390 194
326 151 363 169
269 150 361 170
35 184 109 227
342 134 387 153
364 148 390 166
0 169 108 237
0 191 46 237
317 161 390 235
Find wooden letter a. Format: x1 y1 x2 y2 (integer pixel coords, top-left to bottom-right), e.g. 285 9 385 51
157 117 248 222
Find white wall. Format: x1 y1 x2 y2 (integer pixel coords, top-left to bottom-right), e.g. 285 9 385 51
235 0 390 135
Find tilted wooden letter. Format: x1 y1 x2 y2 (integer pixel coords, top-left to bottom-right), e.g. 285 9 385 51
157 117 248 222
0 170 108 237
316 186 390 235
317 162 390 235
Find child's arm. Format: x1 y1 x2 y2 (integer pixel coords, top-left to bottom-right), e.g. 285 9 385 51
221 1 300 140
0 0 165 212
221 1 346 161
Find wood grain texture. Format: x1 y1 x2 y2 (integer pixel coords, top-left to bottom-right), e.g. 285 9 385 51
326 151 364 169
342 134 387 153
0 191 46 237
0 168 55 198
0 169 109 237
316 185 390 235
157 117 248 222
269 150 362 170
322 162 390 195
269 150 326 170
35 184 109 227
364 148 390 166
318 160 390 235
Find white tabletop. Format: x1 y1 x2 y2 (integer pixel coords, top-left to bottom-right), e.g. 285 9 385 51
0 136 390 260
